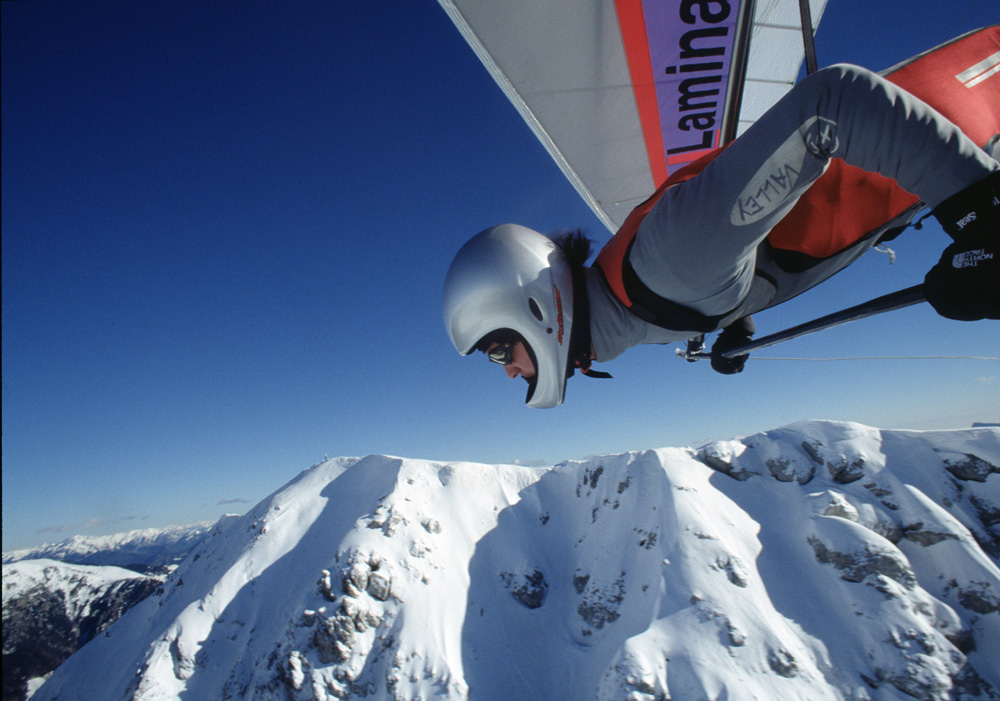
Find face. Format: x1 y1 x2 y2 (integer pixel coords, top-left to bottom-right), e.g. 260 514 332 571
486 341 536 381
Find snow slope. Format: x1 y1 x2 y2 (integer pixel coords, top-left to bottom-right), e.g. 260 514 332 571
32 421 1000 700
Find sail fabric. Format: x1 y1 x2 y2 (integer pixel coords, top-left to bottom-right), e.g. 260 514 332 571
438 0 828 232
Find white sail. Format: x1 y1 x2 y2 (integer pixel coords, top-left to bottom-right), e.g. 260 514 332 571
438 0 828 231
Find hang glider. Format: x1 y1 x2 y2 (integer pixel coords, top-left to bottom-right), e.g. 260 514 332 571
438 0 828 232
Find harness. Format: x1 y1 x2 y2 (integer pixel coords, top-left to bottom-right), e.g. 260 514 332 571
593 154 920 333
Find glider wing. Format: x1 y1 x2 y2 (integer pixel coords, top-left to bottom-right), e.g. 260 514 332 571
438 0 828 231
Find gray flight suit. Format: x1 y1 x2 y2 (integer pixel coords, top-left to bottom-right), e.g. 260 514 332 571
588 63 999 362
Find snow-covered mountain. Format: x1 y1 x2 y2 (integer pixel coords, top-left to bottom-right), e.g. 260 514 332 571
30 421 1000 700
3 522 214 571
2 560 165 700
2 522 216 700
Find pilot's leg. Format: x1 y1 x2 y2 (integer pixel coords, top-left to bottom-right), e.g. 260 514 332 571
630 64 998 317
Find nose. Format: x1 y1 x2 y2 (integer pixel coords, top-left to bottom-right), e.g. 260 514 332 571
504 363 520 379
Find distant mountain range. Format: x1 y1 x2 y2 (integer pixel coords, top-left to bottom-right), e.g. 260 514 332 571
3 522 216 571
11 420 997 700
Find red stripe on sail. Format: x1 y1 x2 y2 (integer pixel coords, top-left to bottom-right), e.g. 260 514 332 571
615 0 669 184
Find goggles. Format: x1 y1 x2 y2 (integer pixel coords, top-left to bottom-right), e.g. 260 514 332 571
486 340 515 366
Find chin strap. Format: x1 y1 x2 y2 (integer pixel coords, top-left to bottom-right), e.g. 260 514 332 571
568 267 612 380
574 358 613 379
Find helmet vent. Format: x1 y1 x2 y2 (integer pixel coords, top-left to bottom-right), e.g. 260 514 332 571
528 298 544 321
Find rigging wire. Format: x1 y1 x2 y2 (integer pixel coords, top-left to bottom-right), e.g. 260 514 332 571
737 355 1000 363
943 0 981 42
676 348 1000 363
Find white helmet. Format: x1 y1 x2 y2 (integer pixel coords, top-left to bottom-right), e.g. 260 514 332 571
443 224 575 408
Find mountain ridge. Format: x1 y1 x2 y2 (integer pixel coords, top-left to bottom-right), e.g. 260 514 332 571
26 421 1000 700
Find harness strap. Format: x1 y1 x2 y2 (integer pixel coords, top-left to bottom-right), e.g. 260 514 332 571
620 239 733 333
567 263 612 380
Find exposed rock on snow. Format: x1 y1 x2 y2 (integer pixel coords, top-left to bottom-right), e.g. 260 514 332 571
28 421 1000 700
943 453 999 483
499 568 547 609
807 534 915 586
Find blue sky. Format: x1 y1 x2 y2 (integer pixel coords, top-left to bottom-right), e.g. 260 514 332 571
3 0 997 551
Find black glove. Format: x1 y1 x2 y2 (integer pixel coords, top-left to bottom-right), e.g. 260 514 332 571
710 316 755 374
685 335 705 363
923 228 999 321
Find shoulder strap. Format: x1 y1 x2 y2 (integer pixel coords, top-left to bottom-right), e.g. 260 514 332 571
567 263 612 379
618 238 733 333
